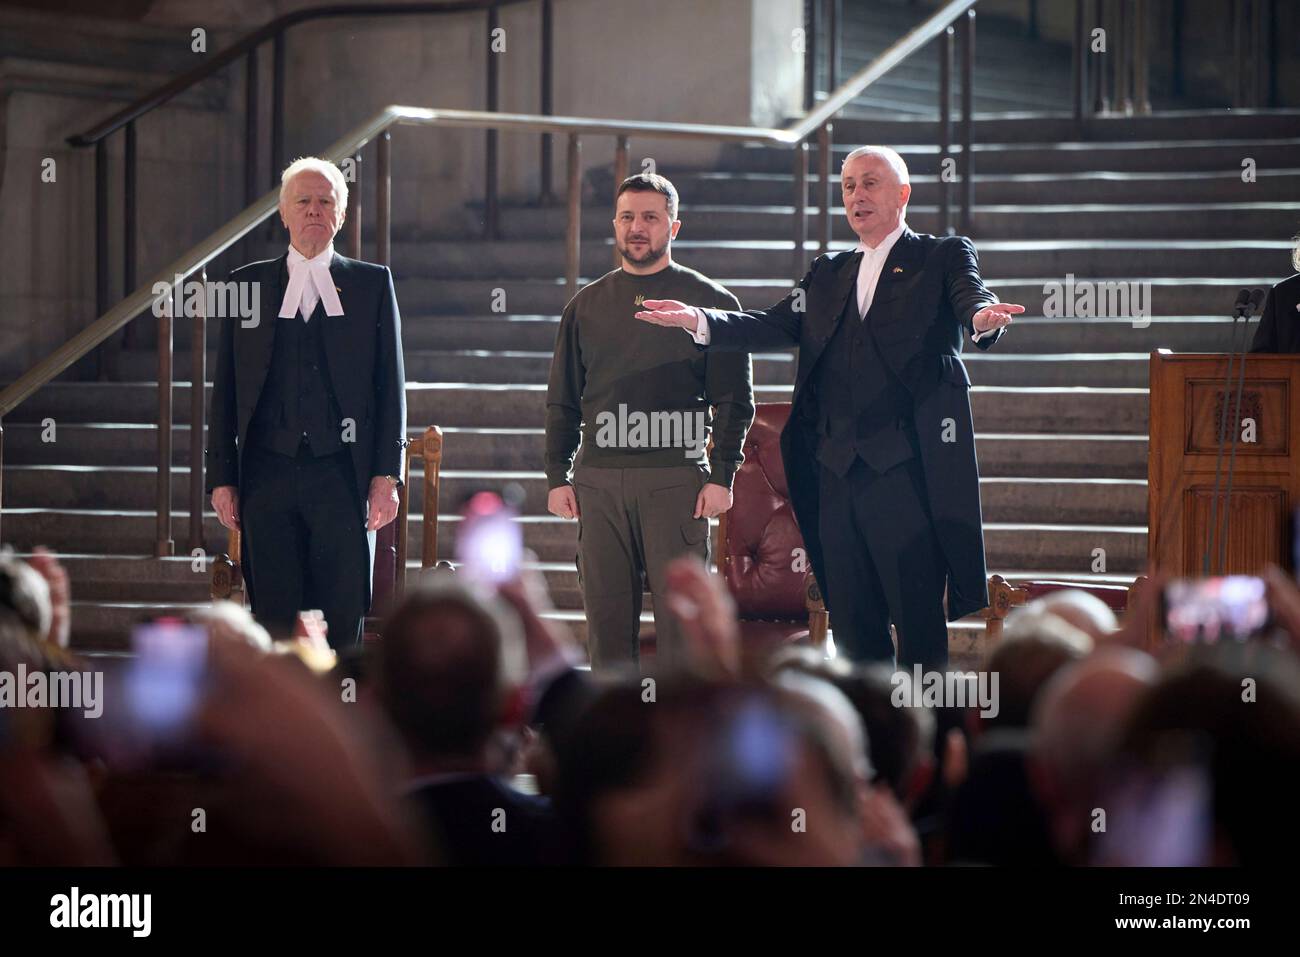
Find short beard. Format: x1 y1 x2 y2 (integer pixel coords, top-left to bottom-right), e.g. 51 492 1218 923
618 238 668 267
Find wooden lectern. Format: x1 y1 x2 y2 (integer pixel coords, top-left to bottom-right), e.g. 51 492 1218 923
1149 351 1300 577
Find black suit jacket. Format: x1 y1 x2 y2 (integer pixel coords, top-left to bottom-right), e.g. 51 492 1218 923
408 776 562 866
1250 272 1300 354
204 251 408 508
698 229 1000 621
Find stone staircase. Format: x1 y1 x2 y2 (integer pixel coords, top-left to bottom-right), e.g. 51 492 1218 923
4 103 1299 658
828 0 1075 117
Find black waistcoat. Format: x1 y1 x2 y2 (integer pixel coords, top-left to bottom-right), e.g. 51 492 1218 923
246 302 346 458
812 283 918 478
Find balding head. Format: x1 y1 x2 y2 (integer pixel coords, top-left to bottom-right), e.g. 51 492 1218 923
1036 589 1120 642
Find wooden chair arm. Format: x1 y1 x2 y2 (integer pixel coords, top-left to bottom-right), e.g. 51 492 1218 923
805 572 829 647
980 573 1028 643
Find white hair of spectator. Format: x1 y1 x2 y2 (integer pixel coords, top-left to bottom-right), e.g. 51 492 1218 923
192 600 274 652
774 668 873 782
1002 605 1094 655
1034 589 1119 641
279 156 348 210
0 552 53 642
842 145 911 185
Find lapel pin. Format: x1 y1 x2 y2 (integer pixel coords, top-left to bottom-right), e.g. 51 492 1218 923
892 266 903 274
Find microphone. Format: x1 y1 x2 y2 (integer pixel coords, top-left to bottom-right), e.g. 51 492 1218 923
1232 288 1251 316
1248 288 1266 315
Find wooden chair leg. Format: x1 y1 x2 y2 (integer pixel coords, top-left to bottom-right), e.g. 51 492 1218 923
805 572 829 647
211 526 244 604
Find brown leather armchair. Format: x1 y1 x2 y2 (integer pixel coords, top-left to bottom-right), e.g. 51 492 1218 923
211 426 445 641
715 402 829 651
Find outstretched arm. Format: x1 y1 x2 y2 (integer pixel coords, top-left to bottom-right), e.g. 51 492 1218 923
635 259 825 351
947 236 1022 350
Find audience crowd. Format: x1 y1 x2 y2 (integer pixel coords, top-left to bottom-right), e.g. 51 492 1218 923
0 543 1297 866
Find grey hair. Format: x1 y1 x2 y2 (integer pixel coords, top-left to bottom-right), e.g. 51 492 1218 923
0 550 52 643
1034 589 1119 638
842 145 911 185
279 156 349 210
191 600 273 652
1003 605 1094 655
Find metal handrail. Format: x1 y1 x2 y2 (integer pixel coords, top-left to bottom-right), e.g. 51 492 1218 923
69 0 553 335
67 1 532 147
10 0 977 417
0 0 980 552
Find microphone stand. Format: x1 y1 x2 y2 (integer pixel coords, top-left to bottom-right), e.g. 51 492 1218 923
1202 289 1264 576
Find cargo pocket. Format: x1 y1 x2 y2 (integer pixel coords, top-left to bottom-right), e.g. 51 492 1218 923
681 519 709 546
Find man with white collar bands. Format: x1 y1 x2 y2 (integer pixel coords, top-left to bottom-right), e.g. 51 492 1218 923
637 146 1022 670
206 157 407 649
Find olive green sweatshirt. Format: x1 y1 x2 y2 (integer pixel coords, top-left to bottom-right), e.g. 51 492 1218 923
545 262 755 490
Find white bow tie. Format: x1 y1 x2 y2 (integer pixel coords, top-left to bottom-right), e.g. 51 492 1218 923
279 255 344 321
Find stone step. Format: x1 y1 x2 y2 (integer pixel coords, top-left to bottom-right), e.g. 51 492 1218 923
389 315 1244 356
61 595 1001 668
723 138 1300 176
476 202 1300 243
990 318 1253 355
17 544 1141 634
387 238 1291 281
827 110 1300 145
1 466 1148 525
2 504 1146 570
112 315 1250 374
965 353 1154 388
1 424 1147 477
118 347 1157 389
0 508 572 562
0 384 1147 442
620 169 1300 207
114 347 797 387
817 63 1069 113
0 371 1159 431
390 276 1278 317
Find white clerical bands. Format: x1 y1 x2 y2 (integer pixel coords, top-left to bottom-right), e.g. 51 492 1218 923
279 259 344 320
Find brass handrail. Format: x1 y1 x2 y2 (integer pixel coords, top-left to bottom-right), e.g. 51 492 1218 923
67 1 531 148
5 0 978 417
0 0 979 551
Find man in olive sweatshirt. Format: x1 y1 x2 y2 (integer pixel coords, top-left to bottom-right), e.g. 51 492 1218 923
545 173 754 673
